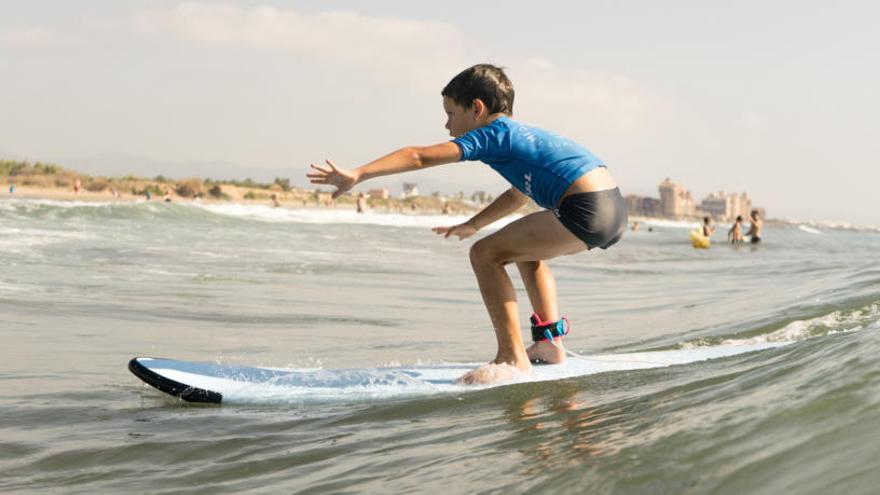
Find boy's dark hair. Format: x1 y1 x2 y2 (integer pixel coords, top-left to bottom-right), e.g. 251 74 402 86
736 215 744 222
703 216 711 223
442 64 514 115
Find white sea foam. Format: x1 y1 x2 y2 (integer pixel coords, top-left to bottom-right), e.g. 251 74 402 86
798 225 823 235
0 197 123 210
0 279 32 294
0 226 95 254
682 303 880 348
634 218 700 230
189 202 520 229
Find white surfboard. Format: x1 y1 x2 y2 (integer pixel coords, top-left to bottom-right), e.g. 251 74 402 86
129 341 787 404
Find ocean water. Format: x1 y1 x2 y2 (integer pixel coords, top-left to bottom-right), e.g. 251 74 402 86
1 198 879 494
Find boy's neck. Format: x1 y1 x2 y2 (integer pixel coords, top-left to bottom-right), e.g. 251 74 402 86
477 113 509 128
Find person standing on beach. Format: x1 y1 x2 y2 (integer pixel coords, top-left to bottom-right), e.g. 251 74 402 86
728 215 745 244
307 64 627 384
747 209 763 243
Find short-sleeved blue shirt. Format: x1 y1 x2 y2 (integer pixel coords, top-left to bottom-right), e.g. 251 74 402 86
452 117 605 209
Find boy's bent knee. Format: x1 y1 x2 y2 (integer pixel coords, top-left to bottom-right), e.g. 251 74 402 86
470 239 506 268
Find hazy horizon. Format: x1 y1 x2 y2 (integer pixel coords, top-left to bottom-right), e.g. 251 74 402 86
2 1 878 225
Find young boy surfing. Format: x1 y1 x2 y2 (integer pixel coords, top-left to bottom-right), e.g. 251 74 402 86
307 64 627 385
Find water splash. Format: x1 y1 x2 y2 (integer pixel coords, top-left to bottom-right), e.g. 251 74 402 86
682 303 880 348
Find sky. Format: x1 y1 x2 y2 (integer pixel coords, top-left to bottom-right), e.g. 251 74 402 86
1 1 878 224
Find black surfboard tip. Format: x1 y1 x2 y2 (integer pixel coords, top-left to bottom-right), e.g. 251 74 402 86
129 357 223 404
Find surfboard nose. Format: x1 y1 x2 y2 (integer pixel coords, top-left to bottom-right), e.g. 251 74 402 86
129 357 223 404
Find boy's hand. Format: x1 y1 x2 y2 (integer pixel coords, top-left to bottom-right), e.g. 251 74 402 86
432 221 477 240
306 159 358 199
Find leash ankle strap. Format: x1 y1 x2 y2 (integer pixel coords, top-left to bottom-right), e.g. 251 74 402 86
530 315 570 342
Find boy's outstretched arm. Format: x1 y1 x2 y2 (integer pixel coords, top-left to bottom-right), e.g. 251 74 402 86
432 187 530 240
307 142 461 199
466 188 530 230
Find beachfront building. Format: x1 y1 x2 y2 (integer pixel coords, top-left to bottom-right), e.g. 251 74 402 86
699 191 754 221
658 178 696 218
700 193 729 219
402 183 419 198
367 188 389 200
730 193 752 219
625 194 661 217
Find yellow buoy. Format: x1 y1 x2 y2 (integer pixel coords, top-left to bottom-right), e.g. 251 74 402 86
689 230 711 249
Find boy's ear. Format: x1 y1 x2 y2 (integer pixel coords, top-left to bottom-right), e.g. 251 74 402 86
471 98 487 118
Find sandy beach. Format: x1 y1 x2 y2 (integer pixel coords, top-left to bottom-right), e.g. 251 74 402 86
0 180 489 216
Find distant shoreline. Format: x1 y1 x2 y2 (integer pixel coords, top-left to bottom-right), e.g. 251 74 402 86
5 187 873 232
2 159 876 231
0 183 490 216
0 158 484 215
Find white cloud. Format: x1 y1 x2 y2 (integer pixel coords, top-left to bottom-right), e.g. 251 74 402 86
512 58 671 136
131 4 664 130
741 110 768 130
135 3 464 83
2 28 60 46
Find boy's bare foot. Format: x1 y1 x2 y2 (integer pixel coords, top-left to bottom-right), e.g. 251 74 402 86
456 359 532 385
526 340 566 364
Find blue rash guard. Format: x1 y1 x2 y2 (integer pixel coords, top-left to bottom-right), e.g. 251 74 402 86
452 116 605 209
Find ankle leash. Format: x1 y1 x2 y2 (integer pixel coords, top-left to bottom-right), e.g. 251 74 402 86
529 313 570 343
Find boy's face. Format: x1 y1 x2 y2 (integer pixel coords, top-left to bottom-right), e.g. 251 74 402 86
443 97 479 137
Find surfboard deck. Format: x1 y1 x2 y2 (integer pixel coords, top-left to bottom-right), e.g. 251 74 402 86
129 342 786 404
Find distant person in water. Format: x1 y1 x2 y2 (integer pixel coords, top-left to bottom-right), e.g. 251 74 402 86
702 216 715 237
74 179 81 194
8 184 15 194
728 215 745 244
271 193 280 208
356 192 367 213
747 209 763 243
307 64 626 385
631 221 640 232
163 189 172 202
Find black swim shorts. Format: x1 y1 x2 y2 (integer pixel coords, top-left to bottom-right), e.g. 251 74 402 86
553 188 628 249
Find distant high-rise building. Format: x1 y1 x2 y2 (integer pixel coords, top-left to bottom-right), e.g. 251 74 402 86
700 192 729 219
641 197 661 216
625 195 641 214
699 191 753 220
625 194 661 216
731 192 751 219
658 178 696 217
